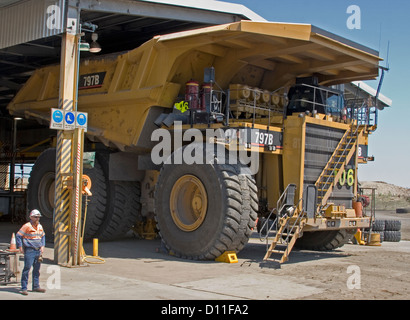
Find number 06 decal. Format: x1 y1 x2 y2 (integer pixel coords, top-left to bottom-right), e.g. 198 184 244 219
336 169 355 187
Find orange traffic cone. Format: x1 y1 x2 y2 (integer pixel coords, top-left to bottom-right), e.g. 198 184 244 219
7 233 19 252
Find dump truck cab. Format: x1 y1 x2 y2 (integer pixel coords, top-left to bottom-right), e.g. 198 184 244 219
286 77 344 117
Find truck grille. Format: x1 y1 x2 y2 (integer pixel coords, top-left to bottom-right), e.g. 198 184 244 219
304 123 354 208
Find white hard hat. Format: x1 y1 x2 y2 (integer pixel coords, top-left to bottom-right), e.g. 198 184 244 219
30 209 42 217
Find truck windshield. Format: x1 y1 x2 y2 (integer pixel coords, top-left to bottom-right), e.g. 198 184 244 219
287 84 344 116
325 93 344 116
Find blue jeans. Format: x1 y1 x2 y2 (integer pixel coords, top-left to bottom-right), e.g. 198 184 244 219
21 247 42 291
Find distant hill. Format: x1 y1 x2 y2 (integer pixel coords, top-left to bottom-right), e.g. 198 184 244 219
359 181 410 211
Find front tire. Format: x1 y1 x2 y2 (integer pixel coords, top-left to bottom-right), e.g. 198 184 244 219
154 147 257 260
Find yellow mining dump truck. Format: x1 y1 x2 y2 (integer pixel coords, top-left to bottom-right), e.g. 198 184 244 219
8 21 382 261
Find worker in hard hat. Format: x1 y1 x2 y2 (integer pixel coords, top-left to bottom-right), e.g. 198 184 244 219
16 209 46 295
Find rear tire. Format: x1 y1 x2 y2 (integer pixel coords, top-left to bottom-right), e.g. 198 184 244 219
27 149 57 239
95 180 142 240
27 148 108 241
27 149 141 241
295 229 355 251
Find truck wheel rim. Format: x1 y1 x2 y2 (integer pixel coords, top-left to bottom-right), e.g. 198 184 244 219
170 175 208 232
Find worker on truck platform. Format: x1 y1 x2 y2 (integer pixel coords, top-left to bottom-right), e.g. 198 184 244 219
16 209 46 295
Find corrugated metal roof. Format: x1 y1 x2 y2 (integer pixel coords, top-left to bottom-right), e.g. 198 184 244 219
347 81 392 109
0 0 264 50
0 0 21 8
0 0 66 49
138 0 266 21
0 0 263 113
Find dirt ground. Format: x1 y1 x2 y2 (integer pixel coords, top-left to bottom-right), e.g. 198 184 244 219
246 209 410 300
1 209 409 301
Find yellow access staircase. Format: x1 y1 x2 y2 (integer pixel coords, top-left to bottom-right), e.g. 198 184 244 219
260 124 363 264
263 211 306 264
315 124 363 209
260 184 307 264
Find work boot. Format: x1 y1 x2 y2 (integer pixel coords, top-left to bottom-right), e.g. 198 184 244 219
19 290 28 295
33 288 46 293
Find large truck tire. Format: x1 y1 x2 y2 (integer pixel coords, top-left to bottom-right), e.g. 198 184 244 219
384 230 401 242
384 220 401 231
233 172 258 252
27 149 141 242
95 180 141 241
294 229 355 251
154 145 258 260
371 219 385 232
90 153 142 241
27 148 108 241
27 148 57 240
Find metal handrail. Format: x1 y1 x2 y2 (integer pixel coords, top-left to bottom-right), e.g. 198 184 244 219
259 184 306 245
259 183 296 242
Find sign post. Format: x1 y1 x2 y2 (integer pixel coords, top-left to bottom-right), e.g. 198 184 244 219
52 18 88 267
53 30 77 266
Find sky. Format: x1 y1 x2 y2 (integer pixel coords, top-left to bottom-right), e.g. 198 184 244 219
228 0 410 188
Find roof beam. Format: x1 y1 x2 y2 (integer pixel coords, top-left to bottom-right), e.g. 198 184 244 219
0 78 21 90
311 33 380 65
318 69 379 85
0 59 38 69
237 42 319 61
197 44 228 57
284 55 372 75
302 49 336 61
0 44 58 57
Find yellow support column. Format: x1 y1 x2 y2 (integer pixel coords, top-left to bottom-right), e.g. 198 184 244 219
54 31 77 266
54 26 86 267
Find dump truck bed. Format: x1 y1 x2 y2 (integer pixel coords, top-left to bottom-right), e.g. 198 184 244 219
8 20 381 151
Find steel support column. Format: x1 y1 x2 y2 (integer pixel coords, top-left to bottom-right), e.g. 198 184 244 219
53 24 85 266
53 31 77 265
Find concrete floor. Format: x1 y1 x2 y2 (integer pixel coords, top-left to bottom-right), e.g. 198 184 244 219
1 210 409 301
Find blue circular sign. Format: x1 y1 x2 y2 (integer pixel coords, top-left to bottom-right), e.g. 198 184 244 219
65 112 75 124
77 113 87 126
53 110 63 123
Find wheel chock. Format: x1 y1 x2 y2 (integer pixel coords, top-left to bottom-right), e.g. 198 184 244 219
215 251 238 264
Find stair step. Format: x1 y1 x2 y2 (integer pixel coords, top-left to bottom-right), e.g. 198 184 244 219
264 257 283 264
317 180 332 185
267 249 286 254
263 191 306 264
326 163 343 169
261 237 278 241
280 232 295 236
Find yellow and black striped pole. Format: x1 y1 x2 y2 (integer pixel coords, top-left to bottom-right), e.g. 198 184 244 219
53 30 82 266
54 129 73 265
